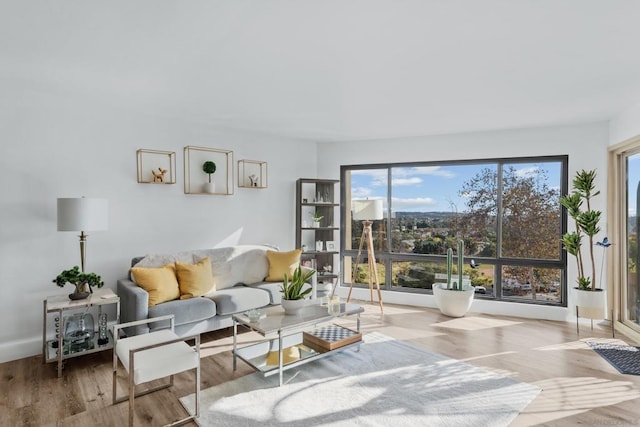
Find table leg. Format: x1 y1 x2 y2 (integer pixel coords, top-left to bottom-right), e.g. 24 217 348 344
232 319 237 371
356 312 361 352
57 309 63 378
278 332 284 387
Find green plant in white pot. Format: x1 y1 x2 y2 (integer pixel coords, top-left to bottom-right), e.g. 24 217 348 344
560 169 606 318
432 240 475 317
202 161 217 193
280 266 315 314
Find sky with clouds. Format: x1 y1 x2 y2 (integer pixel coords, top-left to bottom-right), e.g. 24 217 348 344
350 162 562 213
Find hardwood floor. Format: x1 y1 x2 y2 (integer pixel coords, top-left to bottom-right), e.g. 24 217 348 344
3 301 640 426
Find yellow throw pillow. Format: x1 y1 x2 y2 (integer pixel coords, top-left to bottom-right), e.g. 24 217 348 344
175 257 215 299
265 249 302 282
130 264 180 307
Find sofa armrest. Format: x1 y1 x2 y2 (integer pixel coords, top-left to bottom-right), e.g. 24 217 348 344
116 278 150 336
301 266 319 299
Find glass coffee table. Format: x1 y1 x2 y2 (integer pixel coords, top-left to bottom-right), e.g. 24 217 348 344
232 302 364 386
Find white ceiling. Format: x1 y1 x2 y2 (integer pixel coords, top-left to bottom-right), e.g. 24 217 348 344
4 1 640 142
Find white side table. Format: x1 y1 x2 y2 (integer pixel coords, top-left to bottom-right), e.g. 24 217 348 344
42 287 120 377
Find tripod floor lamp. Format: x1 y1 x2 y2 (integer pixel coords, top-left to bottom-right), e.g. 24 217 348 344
347 199 384 313
57 197 109 273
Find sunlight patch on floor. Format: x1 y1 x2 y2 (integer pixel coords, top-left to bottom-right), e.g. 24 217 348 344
432 316 522 331
371 325 446 340
534 337 628 352
511 376 640 426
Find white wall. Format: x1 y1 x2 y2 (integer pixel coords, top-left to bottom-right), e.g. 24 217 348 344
0 81 317 362
319 122 610 322
609 101 640 145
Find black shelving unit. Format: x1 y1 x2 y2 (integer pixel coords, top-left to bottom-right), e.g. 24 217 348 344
295 178 339 296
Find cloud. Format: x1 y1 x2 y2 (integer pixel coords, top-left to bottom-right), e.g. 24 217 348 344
392 177 423 186
351 187 373 198
394 166 456 178
514 166 540 178
391 196 437 211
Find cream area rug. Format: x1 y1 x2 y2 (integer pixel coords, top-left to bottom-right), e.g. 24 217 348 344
181 332 540 426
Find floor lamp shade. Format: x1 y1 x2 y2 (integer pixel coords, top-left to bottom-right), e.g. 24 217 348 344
352 199 384 221
57 197 108 273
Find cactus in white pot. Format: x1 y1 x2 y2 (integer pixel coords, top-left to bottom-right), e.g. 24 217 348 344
433 239 475 317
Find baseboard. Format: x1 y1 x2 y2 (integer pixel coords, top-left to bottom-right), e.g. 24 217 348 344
337 286 569 322
0 336 41 364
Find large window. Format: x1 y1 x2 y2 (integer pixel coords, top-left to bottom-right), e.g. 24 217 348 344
610 138 640 338
341 156 567 306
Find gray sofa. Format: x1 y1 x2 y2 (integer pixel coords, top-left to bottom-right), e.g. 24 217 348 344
117 245 317 336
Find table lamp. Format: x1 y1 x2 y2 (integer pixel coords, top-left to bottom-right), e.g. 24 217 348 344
57 197 108 272
348 199 384 312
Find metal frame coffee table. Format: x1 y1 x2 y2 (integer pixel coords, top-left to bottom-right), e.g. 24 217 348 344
232 302 364 386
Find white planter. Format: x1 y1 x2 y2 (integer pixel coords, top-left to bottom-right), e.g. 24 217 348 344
573 287 606 319
312 221 320 228
281 298 313 315
432 283 475 317
202 182 216 194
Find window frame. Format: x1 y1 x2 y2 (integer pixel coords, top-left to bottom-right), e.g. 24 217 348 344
340 154 568 306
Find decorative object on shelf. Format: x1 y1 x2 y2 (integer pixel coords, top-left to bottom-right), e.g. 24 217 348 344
560 169 610 329
53 265 104 300
315 241 324 251
64 312 95 353
184 146 234 195
151 167 167 182
136 149 176 184
280 266 315 314
347 199 384 313
433 240 475 317
202 160 217 193
326 241 335 251
310 212 323 228
57 197 108 273
97 312 109 345
238 159 268 189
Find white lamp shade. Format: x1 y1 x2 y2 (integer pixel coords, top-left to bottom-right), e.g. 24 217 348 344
57 198 109 231
352 199 384 221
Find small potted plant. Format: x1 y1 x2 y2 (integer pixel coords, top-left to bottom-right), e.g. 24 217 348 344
202 161 217 193
310 212 323 228
53 266 104 300
280 266 315 314
432 240 476 317
560 169 606 317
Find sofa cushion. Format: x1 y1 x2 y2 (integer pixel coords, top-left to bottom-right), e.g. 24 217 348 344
205 287 270 315
148 297 216 327
250 281 285 304
251 281 313 305
175 257 215 299
265 249 302 282
130 264 180 307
